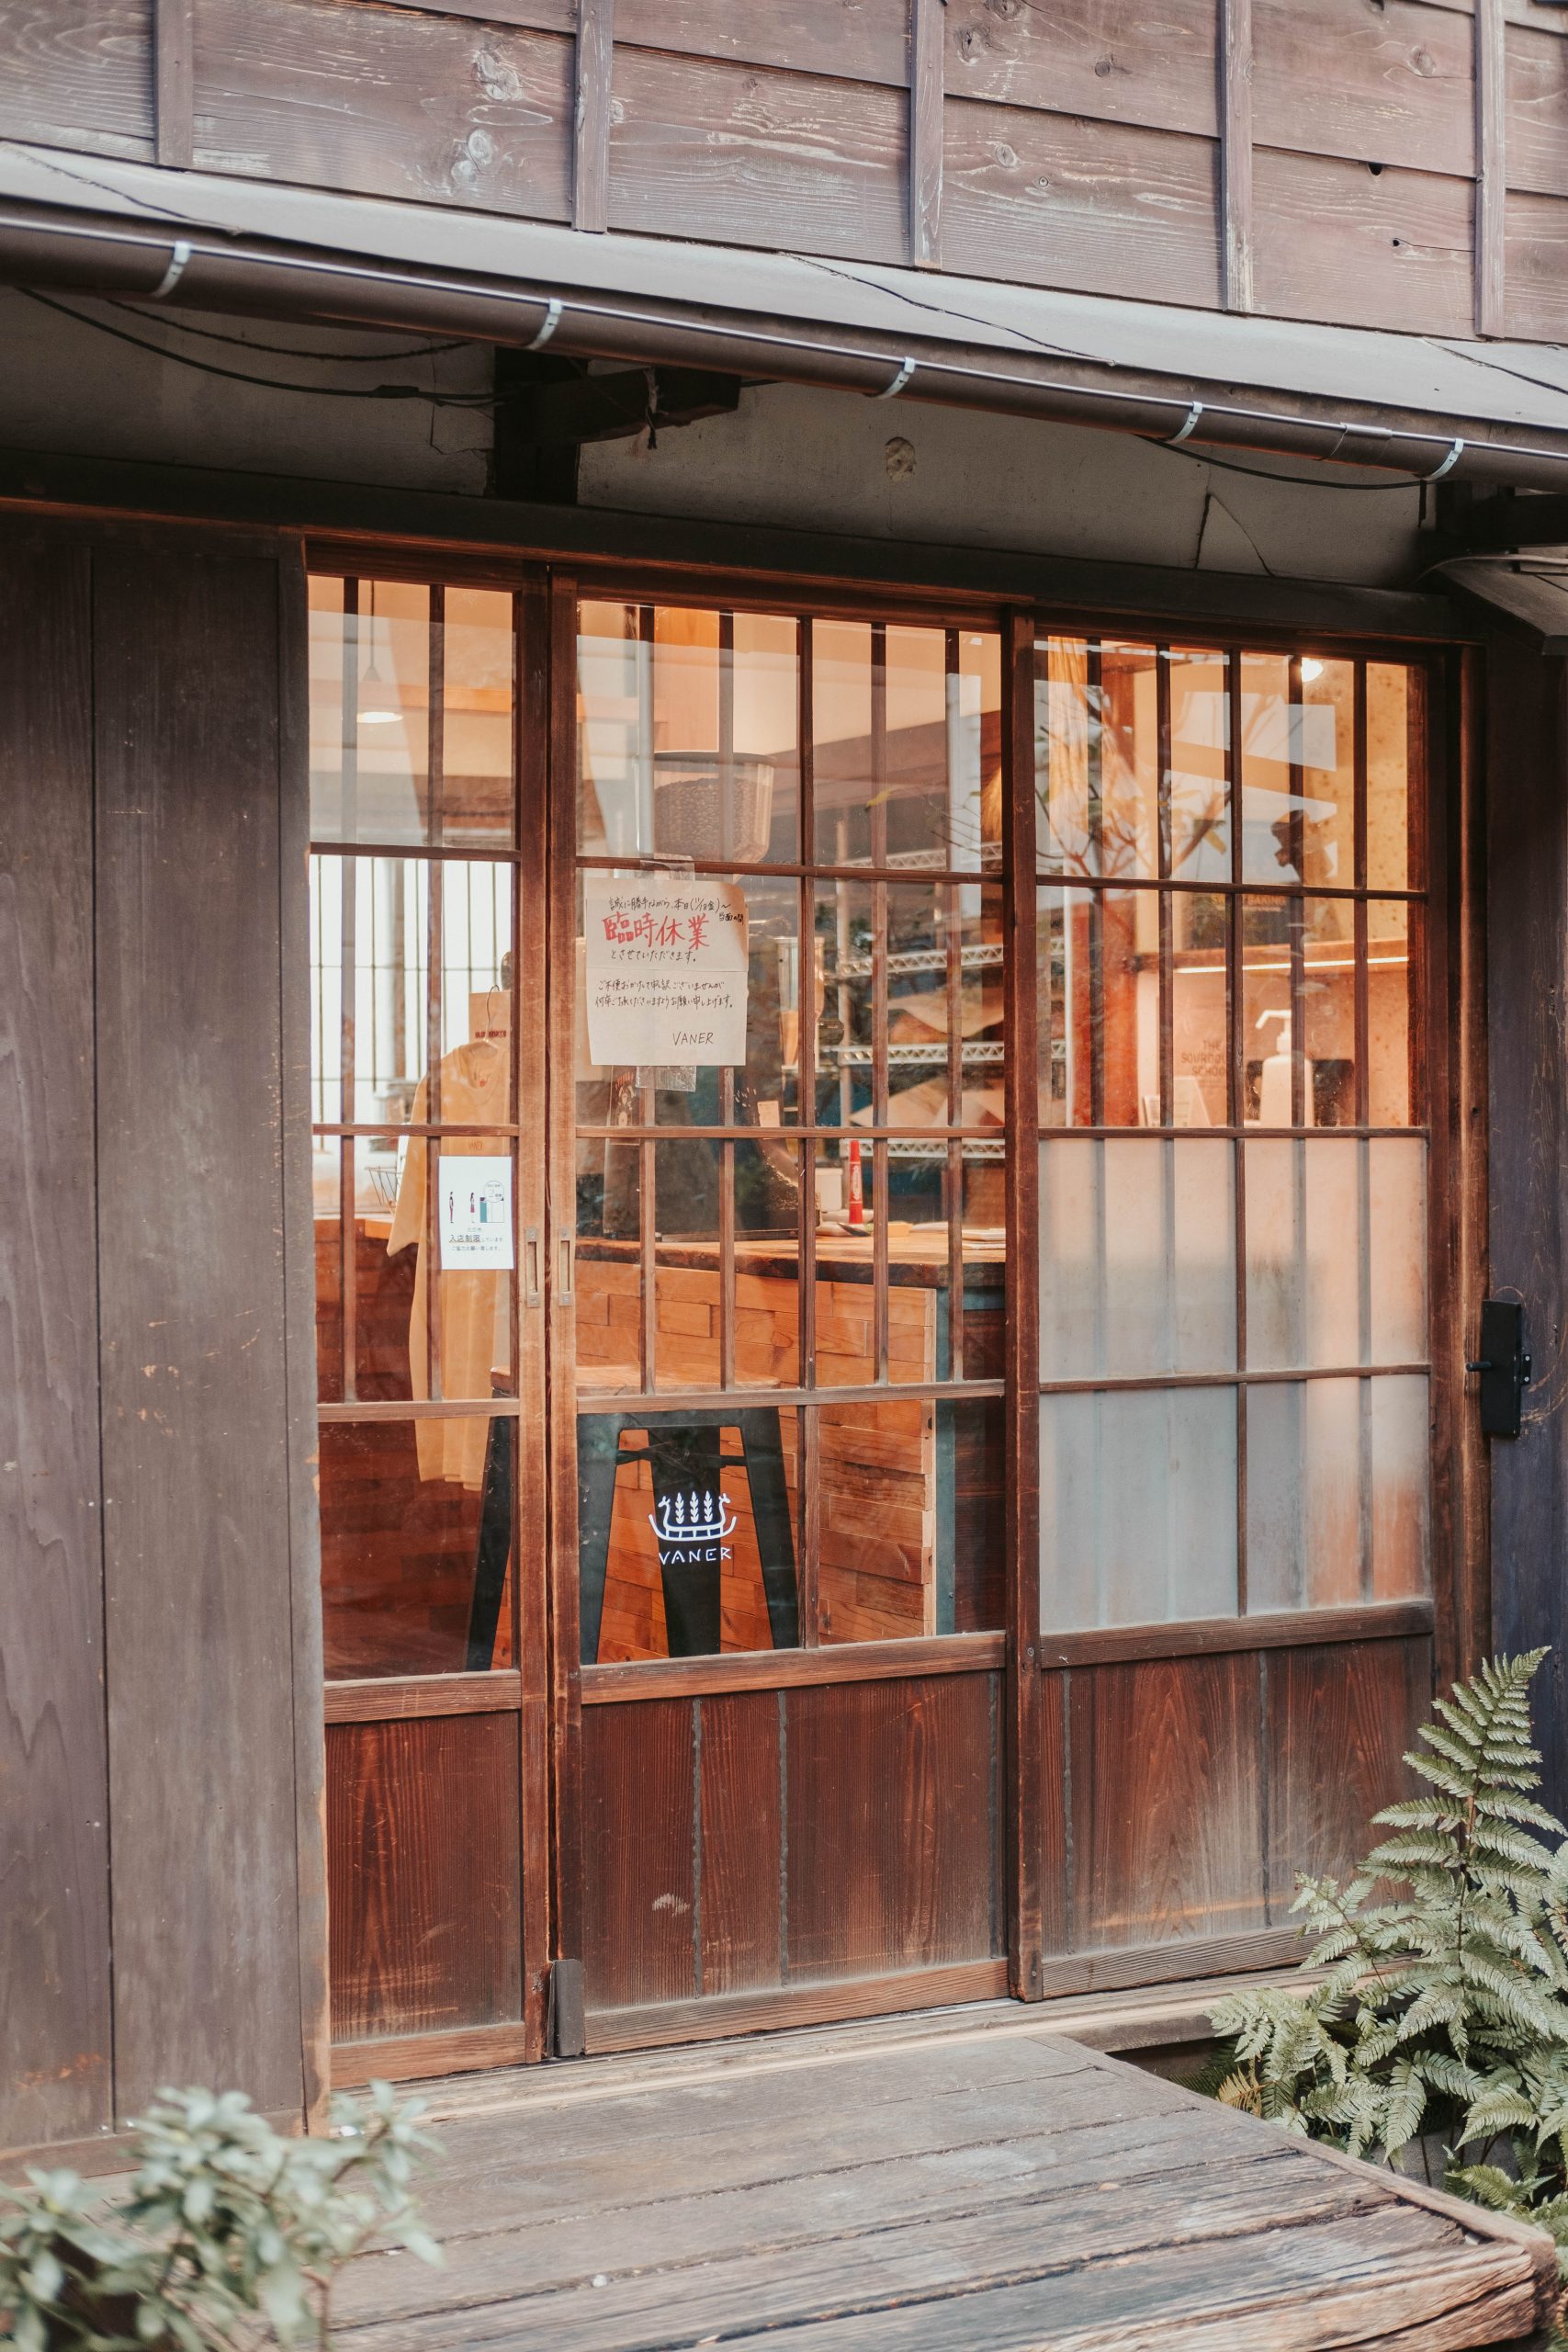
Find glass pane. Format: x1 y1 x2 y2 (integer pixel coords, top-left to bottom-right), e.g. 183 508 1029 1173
1168 649 1231 882
1244 1138 1361 1371
1367 663 1414 892
1171 890 1229 1125
1369 1138 1427 1363
577 603 799 865
1240 653 1354 888
579 1414 801 1662
1033 637 1158 880
576 1172 643 1395
1039 1386 1238 1629
310 855 513 1127
308 579 514 849
949 1396 1006 1632
389 1135 517 1403
1369 899 1415 1125
1370 1374 1430 1598
817 1396 952 1641
1245 1377 1364 1611
1037 885 1158 1126
814 621 999 871
321 1415 515 1678
1039 1137 1235 1380
1301 895 1358 1126
1239 895 1294 1125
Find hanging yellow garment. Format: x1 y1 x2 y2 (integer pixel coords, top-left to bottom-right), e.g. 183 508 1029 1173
388 1038 512 1491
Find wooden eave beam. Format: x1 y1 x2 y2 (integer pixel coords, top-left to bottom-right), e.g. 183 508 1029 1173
1438 562 1568 656
505 367 743 447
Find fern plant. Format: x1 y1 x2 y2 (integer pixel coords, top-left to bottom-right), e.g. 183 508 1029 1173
1212 1649 1568 2269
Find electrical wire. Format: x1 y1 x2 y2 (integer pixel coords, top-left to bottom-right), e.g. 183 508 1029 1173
19 289 496 404
104 298 469 362
1146 436 1432 492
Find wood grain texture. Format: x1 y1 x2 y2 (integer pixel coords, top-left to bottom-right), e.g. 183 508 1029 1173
581 1697 695 2009
94 544 308 2121
909 0 943 265
192 0 572 221
587 1961 1009 2052
1220 0 1254 311
616 0 908 86
0 1 152 161
1486 631 1568 1820
325 1672 525 1723
1504 185 1568 337
607 47 907 262
1504 16 1568 197
943 0 1218 136
0 538 111 2153
1039 1668 1068 1958
1254 0 1474 176
942 95 1222 309
327 1715 524 2042
1070 1653 1267 1949
582 1630 1004 1702
1265 1636 1431 1913
697 1691 784 1996
1476 0 1507 331
573 0 614 232
1252 146 1473 334
153 0 194 165
1041 1597 1434 1667
784 1673 999 1981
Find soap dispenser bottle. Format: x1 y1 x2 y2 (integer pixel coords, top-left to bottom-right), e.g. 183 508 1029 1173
1255 1007 1313 1127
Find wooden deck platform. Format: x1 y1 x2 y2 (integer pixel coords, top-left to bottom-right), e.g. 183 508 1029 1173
336 2000 1560 2352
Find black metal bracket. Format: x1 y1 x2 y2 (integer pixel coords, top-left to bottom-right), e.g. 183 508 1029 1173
1467 1299 1531 1439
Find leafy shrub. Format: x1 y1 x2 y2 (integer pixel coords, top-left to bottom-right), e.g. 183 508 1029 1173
0 2082 440 2349
1213 1649 1568 2270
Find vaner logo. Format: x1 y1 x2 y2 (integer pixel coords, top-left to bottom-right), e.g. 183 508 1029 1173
649 1488 738 1566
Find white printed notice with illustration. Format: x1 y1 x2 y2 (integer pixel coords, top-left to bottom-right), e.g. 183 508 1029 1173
438 1155 514 1269
583 872 749 1068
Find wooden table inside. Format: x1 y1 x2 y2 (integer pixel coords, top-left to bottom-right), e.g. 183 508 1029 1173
334 2002 1558 2351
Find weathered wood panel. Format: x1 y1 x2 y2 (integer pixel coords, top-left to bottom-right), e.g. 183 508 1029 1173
192 0 572 221
1252 147 1473 334
327 1714 523 2041
582 1697 695 2009
1069 1653 1267 1948
942 0 1220 139
1507 22 1568 196
942 96 1222 309
1254 0 1473 175
607 47 907 263
1487 631 1568 1823
697 1690 784 1996
1039 1667 1068 1958
784 1672 999 1981
616 0 908 87
0 538 111 2154
94 545 308 2120
1264 1636 1430 1912
0 1 152 161
1506 187 1568 337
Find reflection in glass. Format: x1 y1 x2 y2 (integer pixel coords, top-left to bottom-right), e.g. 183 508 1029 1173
813 621 1001 871
1244 1138 1361 1372
1367 664 1415 892
1369 1138 1427 1363
1040 1387 1238 1628
1040 1137 1235 1381
321 1417 515 1679
308 577 515 849
1037 885 1155 1126
1369 899 1414 1126
1240 652 1354 888
1168 649 1231 881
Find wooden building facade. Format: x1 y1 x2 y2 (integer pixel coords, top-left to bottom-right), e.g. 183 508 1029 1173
4 0 1568 2163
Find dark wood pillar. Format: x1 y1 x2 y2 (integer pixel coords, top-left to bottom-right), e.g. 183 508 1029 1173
1486 632 1568 1817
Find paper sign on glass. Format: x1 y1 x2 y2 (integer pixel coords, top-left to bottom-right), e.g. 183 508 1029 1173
438 1155 514 1269
583 873 750 1068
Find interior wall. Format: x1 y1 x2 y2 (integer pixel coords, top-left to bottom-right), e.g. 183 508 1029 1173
0 520 323 2159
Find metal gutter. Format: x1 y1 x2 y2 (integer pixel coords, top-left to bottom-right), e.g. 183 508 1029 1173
6 200 1568 492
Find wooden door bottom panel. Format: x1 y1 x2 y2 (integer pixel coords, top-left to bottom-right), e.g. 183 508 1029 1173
332 2019 534 2090
585 1959 1010 2055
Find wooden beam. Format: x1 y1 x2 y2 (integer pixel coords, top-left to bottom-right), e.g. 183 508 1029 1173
1441 563 1568 655
574 0 615 233
1475 0 1506 337
1445 492 1568 555
153 0 195 169
1218 0 1254 311
909 0 943 267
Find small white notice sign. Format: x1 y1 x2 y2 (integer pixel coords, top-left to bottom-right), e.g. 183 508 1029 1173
438 1155 514 1269
584 872 750 1069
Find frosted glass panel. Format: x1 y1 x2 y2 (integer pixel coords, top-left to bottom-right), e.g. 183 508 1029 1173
1246 1378 1364 1611
1039 1387 1237 1630
1040 1138 1235 1378
1245 1139 1361 1371
1369 1140 1427 1363
1371 1374 1429 1598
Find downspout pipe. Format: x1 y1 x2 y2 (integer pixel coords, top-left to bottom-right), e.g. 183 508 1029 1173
6 201 1568 492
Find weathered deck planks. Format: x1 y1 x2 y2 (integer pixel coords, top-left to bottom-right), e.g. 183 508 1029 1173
335 2004 1558 2352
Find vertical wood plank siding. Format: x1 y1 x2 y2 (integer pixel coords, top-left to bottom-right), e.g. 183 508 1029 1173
5 0 1567 341
1487 635 1568 1824
0 540 112 2153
